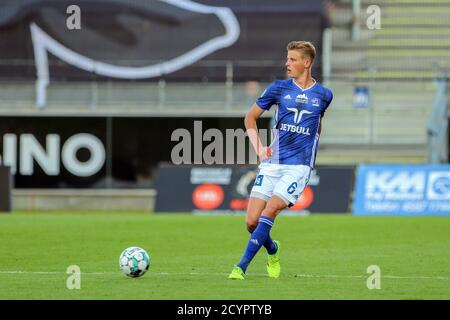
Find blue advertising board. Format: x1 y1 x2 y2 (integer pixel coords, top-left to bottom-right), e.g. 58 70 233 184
353 164 450 216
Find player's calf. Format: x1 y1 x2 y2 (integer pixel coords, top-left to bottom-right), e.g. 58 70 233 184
246 196 266 232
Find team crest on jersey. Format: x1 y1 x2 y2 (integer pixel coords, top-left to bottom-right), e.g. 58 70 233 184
312 98 320 107
295 94 308 104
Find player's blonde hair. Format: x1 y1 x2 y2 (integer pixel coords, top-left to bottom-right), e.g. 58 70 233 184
287 41 316 61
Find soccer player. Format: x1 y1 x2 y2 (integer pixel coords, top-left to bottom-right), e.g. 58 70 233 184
228 41 333 280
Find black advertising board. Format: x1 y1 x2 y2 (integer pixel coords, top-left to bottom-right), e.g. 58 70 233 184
0 116 270 189
155 164 355 213
0 166 12 212
0 117 107 188
0 115 353 213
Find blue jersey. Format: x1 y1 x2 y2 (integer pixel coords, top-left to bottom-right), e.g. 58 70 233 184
255 78 333 168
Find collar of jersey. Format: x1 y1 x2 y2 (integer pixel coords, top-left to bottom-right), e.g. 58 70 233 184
292 78 317 91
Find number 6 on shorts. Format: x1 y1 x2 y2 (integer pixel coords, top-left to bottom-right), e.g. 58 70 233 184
287 182 297 194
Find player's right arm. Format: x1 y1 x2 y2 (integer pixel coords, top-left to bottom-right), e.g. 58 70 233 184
246 80 281 161
245 103 272 161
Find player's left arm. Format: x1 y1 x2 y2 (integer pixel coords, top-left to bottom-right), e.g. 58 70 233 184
319 90 333 136
318 114 323 135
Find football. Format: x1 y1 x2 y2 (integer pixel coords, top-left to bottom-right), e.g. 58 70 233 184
119 247 150 278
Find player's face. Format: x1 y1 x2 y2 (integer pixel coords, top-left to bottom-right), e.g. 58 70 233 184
286 50 311 78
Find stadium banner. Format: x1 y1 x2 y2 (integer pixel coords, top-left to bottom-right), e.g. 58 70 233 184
154 164 354 214
0 0 329 83
353 164 450 216
0 166 12 212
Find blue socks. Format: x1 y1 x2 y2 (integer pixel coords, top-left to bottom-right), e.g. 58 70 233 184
238 216 276 273
247 223 277 255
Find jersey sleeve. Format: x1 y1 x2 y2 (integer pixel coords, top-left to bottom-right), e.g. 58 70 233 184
325 90 333 108
321 89 333 117
255 81 281 110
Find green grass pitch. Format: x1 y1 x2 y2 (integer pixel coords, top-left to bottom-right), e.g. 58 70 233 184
0 212 449 300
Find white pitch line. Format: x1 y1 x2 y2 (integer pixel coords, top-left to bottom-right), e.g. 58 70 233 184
383 275 449 280
0 271 228 276
0 271 448 280
292 274 449 280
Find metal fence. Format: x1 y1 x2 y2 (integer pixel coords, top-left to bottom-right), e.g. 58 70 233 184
0 77 435 149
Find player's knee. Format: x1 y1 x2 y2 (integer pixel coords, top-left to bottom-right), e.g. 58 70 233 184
246 219 258 233
263 203 283 217
263 196 288 216
263 205 277 216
